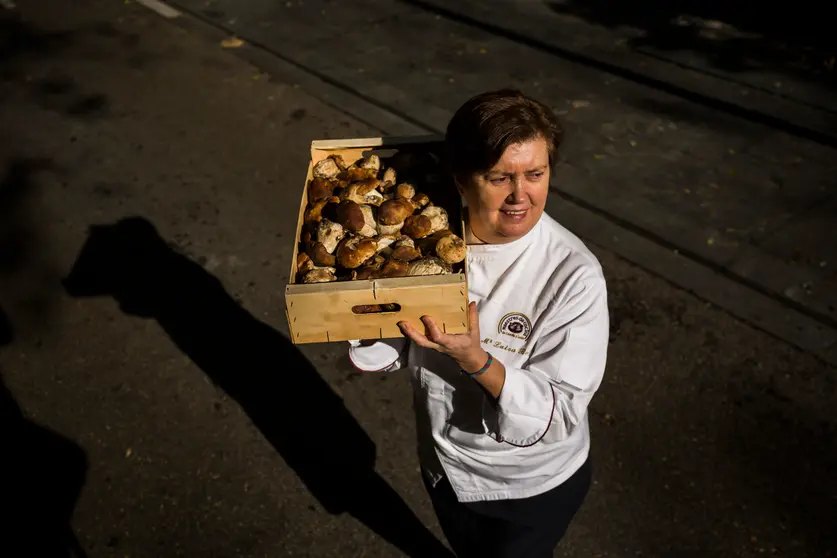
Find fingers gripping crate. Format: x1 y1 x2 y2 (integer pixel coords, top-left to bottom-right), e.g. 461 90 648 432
285 135 470 344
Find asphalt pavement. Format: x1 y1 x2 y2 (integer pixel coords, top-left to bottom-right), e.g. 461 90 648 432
0 1 835 557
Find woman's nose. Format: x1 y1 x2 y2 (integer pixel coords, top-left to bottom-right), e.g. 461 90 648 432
507 181 526 203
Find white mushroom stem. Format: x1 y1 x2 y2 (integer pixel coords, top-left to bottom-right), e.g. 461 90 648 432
378 221 404 236
357 205 378 238
313 158 341 180
317 219 345 253
421 206 449 234
407 257 452 276
375 235 397 257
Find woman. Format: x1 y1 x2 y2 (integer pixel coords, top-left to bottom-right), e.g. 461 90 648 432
349 89 609 558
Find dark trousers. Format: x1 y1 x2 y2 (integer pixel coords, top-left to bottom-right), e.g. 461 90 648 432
423 459 592 558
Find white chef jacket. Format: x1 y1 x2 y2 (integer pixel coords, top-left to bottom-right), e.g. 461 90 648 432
349 213 609 503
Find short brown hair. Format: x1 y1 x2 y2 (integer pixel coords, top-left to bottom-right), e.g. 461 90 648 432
444 89 564 179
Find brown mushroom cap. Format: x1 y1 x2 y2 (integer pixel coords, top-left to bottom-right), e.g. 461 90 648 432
297 252 314 276
304 196 339 223
378 198 415 226
436 234 467 264
355 267 377 280
391 245 422 262
411 192 430 210
307 177 336 202
300 221 317 245
416 229 453 255
395 182 416 200
344 166 377 183
335 200 366 232
402 214 433 239
307 242 336 267
336 237 378 269
377 259 410 278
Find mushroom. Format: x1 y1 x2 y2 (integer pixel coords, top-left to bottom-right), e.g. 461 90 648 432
402 214 433 239
307 177 337 202
355 254 387 279
355 257 390 280
300 221 317 245
416 229 452 256
335 200 365 233
377 259 410 278
313 158 341 180
382 167 396 185
395 182 416 200
329 154 349 171
411 192 430 210
407 257 453 276
436 234 467 264
357 205 378 237
358 154 381 173
394 235 415 248
307 242 336 267
421 205 449 234
378 198 414 227
344 166 377 183
374 234 398 257
317 219 345 253
304 196 340 223
303 267 338 283
341 179 385 206
297 252 314 276
390 235 422 261
336 236 378 269
392 244 422 262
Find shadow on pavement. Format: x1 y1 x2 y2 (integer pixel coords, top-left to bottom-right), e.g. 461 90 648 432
62 216 452 557
0 158 53 275
546 0 837 87
0 305 89 558
603 274 837 556
723 373 837 553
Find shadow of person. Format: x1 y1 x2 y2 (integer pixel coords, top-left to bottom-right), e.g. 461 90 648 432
0 306 89 558
61 216 452 557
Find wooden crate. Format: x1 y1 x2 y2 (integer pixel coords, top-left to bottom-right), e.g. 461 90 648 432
285 135 470 344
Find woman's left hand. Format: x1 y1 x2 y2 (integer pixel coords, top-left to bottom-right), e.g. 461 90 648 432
398 301 487 371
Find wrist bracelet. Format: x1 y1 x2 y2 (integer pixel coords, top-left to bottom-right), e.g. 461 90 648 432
463 352 493 377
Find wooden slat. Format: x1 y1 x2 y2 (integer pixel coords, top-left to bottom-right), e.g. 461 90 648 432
286 275 469 344
310 135 443 152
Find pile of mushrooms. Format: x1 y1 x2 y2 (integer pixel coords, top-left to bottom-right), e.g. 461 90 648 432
296 152 467 284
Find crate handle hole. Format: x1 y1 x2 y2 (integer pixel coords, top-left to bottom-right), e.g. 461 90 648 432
352 303 402 315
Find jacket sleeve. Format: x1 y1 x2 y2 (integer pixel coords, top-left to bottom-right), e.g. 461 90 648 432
347 339 408 372
482 278 609 446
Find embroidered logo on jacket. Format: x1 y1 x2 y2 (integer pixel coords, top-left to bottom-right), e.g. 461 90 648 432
498 312 532 340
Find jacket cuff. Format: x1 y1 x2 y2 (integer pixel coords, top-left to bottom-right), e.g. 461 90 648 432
347 339 406 372
483 366 556 446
